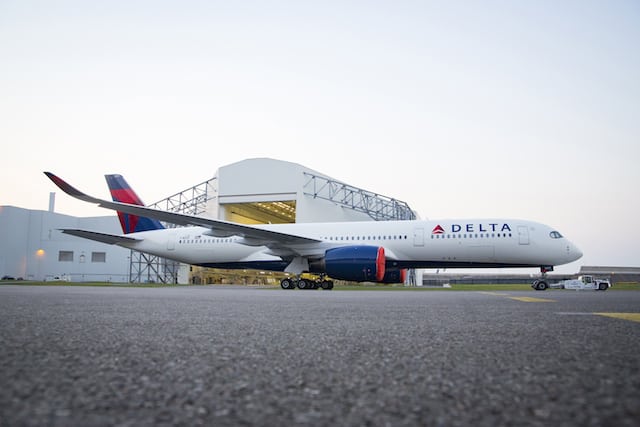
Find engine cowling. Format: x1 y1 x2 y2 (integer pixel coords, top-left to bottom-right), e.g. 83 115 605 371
324 246 385 282
380 268 407 284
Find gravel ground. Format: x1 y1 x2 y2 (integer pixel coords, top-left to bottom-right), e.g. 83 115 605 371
0 285 638 427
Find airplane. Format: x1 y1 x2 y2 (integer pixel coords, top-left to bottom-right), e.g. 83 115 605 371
44 172 583 289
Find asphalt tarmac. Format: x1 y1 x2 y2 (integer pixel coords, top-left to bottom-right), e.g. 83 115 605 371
0 285 638 427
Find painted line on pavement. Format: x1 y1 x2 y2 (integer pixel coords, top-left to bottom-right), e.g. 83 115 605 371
508 296 556 303
594 313 640 323
479 292 556 303
479 291 510 296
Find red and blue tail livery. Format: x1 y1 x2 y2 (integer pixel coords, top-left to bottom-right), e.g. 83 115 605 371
105 174 164 233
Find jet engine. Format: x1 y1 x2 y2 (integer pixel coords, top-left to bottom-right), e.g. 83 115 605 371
323 246 386 282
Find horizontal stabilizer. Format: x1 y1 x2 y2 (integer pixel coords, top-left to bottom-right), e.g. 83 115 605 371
60 229 141 245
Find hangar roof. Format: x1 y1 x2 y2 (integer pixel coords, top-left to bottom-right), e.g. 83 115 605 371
217 158 335 198
216 158 416 221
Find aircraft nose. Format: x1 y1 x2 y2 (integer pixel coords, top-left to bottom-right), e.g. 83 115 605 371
568 242 583 262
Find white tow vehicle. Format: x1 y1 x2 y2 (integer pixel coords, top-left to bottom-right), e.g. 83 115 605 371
44 274 71 282
533 275 611 291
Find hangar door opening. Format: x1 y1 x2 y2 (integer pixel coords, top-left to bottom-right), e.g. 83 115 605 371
190 198 297 285
222 200 297 224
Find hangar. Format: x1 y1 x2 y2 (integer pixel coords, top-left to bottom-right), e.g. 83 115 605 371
0 159 416 284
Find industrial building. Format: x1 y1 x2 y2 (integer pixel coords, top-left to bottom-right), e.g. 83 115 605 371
0 206 130 282
1 158 416 284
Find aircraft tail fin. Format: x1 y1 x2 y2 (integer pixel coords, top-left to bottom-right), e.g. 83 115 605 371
105 174 165 234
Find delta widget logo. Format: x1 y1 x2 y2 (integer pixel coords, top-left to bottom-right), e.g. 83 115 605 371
432 225 445 235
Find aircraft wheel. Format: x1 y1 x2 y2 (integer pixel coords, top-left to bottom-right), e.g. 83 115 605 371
535 281 548 291
281 278 293 290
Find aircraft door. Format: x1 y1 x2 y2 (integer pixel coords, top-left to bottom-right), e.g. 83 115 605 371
413 228 424 247
167 233 176 251
517 226 529 245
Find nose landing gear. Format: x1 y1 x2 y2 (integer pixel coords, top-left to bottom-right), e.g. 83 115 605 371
532 266 553 291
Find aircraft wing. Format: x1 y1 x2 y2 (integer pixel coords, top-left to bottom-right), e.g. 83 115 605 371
60 229 142 245
44 172 321 246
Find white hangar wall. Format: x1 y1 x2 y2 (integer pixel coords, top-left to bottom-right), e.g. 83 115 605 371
214 158 374 223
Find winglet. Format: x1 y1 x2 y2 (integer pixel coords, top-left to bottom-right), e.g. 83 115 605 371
43 172 101 204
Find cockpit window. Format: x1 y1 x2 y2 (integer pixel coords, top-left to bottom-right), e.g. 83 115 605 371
549 231 563 239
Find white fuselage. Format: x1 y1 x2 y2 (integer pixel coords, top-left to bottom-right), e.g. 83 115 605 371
122 219 582 271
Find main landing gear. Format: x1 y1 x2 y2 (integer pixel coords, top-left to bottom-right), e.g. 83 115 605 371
532 266 553 291
280 275 334 290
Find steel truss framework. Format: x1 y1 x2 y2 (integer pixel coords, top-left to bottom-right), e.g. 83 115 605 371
128 177 217 284
302 172 416 221
129 251 180 284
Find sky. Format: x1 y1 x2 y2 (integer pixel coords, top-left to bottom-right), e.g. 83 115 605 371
1 0 639 274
